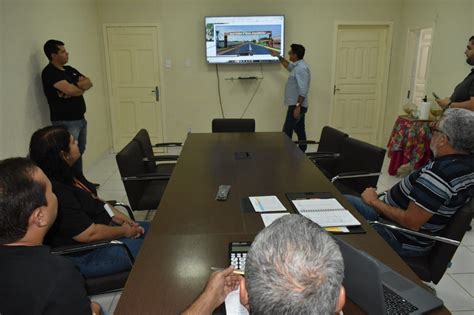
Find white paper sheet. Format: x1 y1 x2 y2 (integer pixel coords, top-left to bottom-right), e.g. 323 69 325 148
225 288 249 315
261 212 290 227
249 195 287 212
291 198 360 227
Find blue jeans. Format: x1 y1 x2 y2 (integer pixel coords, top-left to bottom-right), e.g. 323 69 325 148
68 221 150 278
344 195 426 257
52 119 87 172
283 106 307 152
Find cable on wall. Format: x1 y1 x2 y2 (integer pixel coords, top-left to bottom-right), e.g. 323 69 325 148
240 63 264 118
215 64 225 118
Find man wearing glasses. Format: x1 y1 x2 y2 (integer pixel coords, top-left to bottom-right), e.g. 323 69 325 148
272 44 311 152
345 108 474 257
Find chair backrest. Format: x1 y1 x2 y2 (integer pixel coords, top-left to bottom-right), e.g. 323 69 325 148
133 129 158 173
116 140 150 209
315 126 349 175
427 197 474 283
212 118 255 133
335 137 386 194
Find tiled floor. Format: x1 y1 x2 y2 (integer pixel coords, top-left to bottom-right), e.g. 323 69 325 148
85 151 474 314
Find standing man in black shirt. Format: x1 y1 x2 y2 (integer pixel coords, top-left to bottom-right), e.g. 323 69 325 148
41 39 94 175
0 157 102 315
436 35 474 111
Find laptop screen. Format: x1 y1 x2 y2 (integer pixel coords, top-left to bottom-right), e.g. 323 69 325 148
333 236 443 314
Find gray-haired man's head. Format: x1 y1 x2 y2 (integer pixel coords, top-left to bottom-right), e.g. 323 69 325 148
240 214 345 314
438 108 474 154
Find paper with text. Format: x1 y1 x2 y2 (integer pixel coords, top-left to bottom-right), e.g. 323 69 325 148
249 196 286 212
292 198 360 227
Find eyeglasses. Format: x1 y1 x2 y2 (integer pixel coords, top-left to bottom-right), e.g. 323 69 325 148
429 126 449 139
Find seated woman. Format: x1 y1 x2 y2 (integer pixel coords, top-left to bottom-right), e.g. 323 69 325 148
29 125 148 278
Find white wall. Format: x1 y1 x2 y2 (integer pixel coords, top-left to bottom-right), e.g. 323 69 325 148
1 0 472 161
399 0 473 107
98 0 404 144
0 0 110 168
0 0 5 158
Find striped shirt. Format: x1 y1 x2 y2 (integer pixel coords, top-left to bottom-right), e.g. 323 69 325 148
384 154 474 253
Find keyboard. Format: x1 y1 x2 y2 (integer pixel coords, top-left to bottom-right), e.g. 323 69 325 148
383 285 419 314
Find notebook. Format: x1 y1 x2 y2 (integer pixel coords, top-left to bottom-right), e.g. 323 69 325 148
335 237 443 314
286 192 360 227
291 197 360 227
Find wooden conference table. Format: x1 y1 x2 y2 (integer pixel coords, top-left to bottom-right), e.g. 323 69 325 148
115 132 449 315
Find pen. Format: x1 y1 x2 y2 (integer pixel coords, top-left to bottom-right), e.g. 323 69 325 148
210 267 245 275
256 197 264 211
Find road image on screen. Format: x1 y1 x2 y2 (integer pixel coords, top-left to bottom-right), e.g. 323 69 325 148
205 16 284 64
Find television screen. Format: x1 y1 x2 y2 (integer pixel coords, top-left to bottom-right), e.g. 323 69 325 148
205 15 284 64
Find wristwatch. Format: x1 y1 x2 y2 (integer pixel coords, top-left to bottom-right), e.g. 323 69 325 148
295 102 301 107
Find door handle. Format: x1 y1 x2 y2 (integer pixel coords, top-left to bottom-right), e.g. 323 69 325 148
152 86 159 101
333 85 341 95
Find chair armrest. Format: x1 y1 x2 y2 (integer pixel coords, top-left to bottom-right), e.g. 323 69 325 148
154 142 182 148
293 140 319 145
51 240 135 264
368 220 460 246
143 155 179 162
307 152 341 160
331 172 381 183
107 201 135 221
122 173 171 181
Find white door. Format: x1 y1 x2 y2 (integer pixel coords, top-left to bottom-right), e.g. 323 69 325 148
331 25 390 144
104 25 163 150
401 28 433 106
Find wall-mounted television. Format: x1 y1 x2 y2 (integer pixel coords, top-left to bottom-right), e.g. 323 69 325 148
205 15 284 64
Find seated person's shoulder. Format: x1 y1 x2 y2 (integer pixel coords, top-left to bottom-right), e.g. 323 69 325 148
0 246 91 315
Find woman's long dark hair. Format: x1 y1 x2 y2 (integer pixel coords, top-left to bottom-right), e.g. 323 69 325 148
28 125 75 184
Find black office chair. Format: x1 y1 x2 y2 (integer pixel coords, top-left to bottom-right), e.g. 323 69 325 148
322 137 386 195
310 137 386 196
133 129 181 175
370 197 474 284
212 118 255 133
116 140 170 214
299 126 349 176
51 240 134 295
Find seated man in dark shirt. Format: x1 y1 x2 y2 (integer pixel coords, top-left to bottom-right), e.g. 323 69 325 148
346 108 474 257
0 157 101 315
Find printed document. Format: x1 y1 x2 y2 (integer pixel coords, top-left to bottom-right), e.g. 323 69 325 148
292 198 360 227
249 196 286 212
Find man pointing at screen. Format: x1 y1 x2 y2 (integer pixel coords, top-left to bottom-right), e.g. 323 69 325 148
272 44 311 152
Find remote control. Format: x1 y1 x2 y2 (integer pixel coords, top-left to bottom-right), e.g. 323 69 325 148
216 185 231 201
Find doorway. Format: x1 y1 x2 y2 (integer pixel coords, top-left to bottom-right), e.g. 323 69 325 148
330 24 392 145
103 25 164 151
400 27 433 106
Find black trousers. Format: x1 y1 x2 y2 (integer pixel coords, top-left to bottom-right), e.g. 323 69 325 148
282 105 308 152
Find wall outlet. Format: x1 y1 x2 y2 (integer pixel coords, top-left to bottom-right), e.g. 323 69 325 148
165 59 172 68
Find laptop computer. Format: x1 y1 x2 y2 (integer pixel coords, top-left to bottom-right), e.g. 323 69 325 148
334 237 443 314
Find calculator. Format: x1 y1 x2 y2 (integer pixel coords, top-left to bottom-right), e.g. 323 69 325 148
229 241 252 272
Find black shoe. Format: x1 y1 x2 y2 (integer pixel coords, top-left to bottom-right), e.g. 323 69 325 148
92 183 100 189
